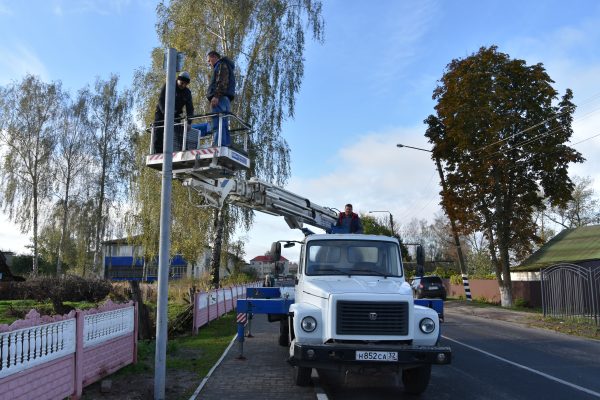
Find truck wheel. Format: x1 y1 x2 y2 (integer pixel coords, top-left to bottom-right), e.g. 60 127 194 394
279 319 290 346
402 365 431 394
293 366 312 386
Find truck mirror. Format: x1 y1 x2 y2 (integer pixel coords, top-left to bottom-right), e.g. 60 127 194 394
271 242 281 262
416 245 425 268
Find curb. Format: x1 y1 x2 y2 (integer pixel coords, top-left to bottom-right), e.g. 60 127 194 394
188 334 237 400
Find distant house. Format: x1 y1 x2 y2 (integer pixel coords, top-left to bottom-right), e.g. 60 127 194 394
515 225 600 273
248 255 289 278
102 237 237 281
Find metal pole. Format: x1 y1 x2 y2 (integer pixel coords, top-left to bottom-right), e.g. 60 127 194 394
154 47 177 400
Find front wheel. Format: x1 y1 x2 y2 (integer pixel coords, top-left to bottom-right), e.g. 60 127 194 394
293 366 312 386
402 365 431 394
279 319 290 346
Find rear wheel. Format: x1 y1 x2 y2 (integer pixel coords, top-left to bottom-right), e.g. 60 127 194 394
293 366 312 386
402 365 431 394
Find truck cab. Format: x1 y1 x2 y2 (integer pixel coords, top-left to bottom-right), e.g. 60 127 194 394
282 233 451 394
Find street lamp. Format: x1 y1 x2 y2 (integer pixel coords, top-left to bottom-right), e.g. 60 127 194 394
368 210 394 234
396 144 469 280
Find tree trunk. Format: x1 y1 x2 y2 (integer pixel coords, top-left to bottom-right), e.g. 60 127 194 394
32 177 39 276
92 137 108 276
129 280 153 340
57 173 71 276
210 209 224 287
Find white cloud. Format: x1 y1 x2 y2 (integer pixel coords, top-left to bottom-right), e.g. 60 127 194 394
239 125 445 261
0 214 30 255
0 43 50 84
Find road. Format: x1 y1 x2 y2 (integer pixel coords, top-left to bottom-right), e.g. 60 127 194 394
318 311 600 400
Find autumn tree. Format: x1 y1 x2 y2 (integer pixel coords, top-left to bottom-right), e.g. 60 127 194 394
89 75 132 276
0 75 63 275
131 0 324 286
425 46 583 306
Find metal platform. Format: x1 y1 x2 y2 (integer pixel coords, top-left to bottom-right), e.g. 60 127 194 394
145 112 251 175
145 145 250 173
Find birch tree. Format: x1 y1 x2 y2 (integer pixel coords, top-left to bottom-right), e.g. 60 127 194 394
53 89 92 275
0 75 63 275
89 75 132 276
131 0 324 286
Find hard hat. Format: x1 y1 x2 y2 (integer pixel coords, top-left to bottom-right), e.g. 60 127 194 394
177 71 191 83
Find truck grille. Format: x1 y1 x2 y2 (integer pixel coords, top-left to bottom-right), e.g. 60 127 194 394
336 301 409 335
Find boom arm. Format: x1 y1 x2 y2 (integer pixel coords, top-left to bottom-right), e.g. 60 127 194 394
182 175 339 231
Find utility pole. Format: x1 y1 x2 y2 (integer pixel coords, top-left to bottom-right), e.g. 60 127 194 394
154 47 178 400
397 144 472 300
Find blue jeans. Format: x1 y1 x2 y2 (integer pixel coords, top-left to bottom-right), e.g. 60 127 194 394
212 96 231 146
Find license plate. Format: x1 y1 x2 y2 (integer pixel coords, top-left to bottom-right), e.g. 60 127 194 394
355 351 398 362
429 285 439 289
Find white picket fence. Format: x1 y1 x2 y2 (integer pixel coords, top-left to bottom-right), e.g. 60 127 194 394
0 302 135 380
0 318 76 378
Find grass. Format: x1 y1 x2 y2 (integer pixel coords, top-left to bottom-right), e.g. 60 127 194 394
447 298 600 340
101 312 237 399
0 299 108 325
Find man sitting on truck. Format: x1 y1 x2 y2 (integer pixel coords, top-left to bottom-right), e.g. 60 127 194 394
334 203 363 233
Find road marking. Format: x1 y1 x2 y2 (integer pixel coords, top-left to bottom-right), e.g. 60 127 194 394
443 335 600 398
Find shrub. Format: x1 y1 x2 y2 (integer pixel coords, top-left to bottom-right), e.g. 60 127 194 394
14 275 112 314
450 274 463 285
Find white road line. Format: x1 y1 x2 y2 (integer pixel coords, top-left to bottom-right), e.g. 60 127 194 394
189 334 238 400
443 335 600 398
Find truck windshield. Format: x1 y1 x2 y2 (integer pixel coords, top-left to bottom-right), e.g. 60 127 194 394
305 240 402 277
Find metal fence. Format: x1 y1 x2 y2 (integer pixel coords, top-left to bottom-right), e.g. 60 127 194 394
541 263 599 325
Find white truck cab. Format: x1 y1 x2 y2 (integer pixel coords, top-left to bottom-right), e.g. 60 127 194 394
279 234 451 394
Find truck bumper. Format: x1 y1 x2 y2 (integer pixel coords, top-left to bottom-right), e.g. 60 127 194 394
289 343 451 370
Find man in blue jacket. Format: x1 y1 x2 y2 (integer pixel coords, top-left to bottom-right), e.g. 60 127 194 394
206 51 236 146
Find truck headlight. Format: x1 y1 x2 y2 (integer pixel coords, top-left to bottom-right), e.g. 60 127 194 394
301 316 317 332
419 318 435 334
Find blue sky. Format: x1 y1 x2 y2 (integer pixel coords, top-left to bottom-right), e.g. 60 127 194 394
2 0 600 262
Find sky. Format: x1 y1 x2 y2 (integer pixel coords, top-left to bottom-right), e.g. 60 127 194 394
1 0 600 263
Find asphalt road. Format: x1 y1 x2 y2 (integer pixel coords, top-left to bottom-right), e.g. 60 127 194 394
318 311 600 400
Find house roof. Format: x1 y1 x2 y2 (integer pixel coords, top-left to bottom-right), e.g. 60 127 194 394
515 225 600 271
251 255 288 262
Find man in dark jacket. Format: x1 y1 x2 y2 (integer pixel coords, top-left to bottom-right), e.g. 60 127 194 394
153 71 194 153
206 51 235 146
336 204 364 233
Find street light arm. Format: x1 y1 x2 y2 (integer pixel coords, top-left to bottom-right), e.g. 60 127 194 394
396 143 432 153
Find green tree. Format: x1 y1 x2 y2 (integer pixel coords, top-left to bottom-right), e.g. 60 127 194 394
0 75 64 275
425 46 583 306
89 75 132 276
53 89 92 275
361 214 409 259
131 0 324 286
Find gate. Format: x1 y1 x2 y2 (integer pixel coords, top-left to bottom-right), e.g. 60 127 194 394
541 263 599 325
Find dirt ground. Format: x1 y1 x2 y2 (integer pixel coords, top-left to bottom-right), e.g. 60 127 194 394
81 351 202 400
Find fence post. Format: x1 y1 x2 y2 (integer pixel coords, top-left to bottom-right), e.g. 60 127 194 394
71 310 84 399
192 292 198 335
133 302 138 364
